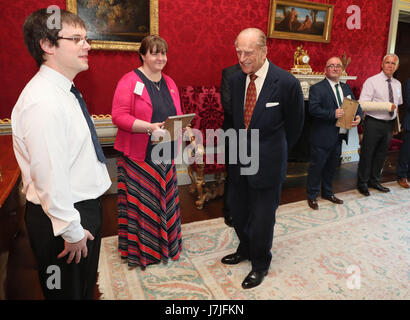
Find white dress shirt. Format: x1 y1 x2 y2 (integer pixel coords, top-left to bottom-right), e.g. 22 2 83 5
244 58 269 106
359 71 403 120
326 78 347 134
11 65 111 243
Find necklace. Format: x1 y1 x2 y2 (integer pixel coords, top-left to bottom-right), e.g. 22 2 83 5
151 80 161 91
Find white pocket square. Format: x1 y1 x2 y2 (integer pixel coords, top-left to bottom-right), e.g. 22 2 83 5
266 102 279 108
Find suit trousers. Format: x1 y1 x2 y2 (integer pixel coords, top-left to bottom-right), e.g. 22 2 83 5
306 139 342 200
25 198 102 300
223 137 232 219
357 116 394 187
397 131 410 179
229 174 281 272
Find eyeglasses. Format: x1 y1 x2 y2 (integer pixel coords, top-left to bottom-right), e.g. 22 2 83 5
326 64 343 69
57 36 92 46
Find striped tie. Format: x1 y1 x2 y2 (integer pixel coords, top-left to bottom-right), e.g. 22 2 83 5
335 83 343 106
387 78 394 117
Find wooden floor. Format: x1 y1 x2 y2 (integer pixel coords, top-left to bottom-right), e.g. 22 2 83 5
4 153 399 300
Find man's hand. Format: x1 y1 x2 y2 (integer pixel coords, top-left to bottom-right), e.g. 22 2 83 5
57 229 94 264
335 107 344 119
351 115 361 127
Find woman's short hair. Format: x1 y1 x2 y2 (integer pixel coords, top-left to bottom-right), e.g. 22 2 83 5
23 8 86 67
138 35 168 64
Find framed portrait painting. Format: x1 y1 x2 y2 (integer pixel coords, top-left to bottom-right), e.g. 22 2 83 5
267 0 334 43
66 0 158 51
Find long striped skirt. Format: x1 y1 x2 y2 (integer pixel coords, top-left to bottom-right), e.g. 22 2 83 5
117 155 182 268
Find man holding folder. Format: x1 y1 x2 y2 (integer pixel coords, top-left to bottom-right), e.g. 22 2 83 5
307 56 362 210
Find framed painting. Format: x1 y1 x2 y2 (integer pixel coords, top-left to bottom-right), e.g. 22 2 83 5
66 0 158 51
267 0 334 43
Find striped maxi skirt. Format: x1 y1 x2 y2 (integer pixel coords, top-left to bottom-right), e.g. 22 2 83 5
117 155 182 268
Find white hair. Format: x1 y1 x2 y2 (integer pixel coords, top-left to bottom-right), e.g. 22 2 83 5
382 53 399 65
235 28 266 48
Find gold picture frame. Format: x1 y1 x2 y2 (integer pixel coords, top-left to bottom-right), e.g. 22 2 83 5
66 0 158 51
267 0 334 43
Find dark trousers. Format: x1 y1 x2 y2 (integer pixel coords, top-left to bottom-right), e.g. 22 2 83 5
306 139 342 200
223 140 232 219
229 175 281 272
357 116 394 187
25 199 102 300
397 131 410 179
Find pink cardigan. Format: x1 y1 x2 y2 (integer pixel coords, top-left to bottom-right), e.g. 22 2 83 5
111 71 182 161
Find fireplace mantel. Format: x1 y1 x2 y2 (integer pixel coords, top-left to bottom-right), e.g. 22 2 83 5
293 74 357 100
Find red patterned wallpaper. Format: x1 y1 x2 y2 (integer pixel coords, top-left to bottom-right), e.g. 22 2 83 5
0 0 393 118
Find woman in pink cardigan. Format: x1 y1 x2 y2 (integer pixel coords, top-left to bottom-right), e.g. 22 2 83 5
111 35 183 269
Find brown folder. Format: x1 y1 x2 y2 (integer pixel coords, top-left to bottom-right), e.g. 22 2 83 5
336 98 359 129
151 113 196 144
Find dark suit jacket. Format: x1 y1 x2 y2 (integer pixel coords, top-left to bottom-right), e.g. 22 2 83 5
230 60 305 189
309 79 363 148
221 64 242 130
403 78 410 131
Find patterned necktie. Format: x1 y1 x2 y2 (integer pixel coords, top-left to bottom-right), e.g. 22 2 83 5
244 74 258 129
335 83 347 134
335 83 343 106
71 85 106 163
387 78 394 116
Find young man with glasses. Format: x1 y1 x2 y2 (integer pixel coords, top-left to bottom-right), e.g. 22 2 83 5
11 8 111 299
306 56 362 210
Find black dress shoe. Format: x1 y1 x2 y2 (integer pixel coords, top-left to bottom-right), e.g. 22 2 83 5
368 183 390 193
322 195 343 204
242 270 268 289
221 252 247 265
307 199 319 210
358 186 370 196
224 215 234 227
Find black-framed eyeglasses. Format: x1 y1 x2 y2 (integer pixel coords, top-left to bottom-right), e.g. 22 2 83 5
57 36 92 46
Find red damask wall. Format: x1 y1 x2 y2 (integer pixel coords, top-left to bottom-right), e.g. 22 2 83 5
0 0 393 118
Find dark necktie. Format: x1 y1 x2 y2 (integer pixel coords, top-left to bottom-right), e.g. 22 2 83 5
335 83 347 135
387 78 394 116
244 74 258 129
335 83 343 107
70 85 106 163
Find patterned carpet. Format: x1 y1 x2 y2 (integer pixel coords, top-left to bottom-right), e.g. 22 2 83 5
97 182 409 300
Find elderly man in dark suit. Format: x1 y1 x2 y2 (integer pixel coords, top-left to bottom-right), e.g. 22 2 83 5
306 56 362 210
221 28 304 289
397 78 410 188
220 63 241 227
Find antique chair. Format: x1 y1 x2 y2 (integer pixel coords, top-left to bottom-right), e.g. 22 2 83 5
180 85 225 209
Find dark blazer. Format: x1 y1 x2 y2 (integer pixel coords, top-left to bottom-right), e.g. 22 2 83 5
403 78 410 131
221 63 242 130
309 79 363 148
230 60 305 189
